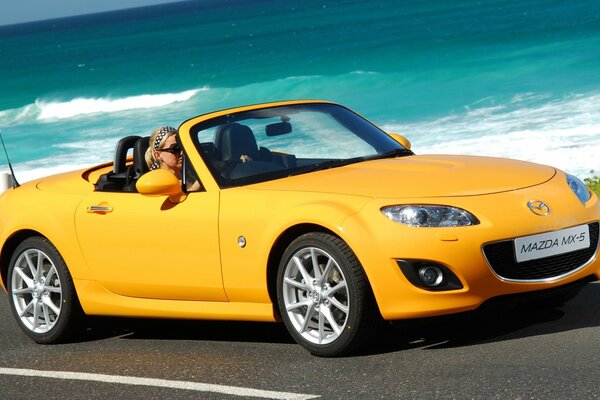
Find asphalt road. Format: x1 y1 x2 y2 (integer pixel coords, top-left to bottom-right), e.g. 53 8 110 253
1 282 600 400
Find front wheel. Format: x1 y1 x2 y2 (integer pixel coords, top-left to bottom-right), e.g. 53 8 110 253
7 237 83 343
276 232 379 356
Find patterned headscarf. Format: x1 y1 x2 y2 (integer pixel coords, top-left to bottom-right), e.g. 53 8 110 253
150 126 177 170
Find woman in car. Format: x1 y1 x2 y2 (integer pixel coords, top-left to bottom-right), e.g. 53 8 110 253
145 126 180 173
145 126 201 191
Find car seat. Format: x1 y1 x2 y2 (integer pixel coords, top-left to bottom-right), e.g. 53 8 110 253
214 123 271 163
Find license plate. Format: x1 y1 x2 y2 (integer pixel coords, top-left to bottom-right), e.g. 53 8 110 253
514 224 590 263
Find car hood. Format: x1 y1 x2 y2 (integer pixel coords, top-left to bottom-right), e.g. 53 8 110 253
255 154 557 198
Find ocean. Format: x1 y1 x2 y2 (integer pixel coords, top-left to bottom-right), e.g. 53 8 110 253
0 0 599 183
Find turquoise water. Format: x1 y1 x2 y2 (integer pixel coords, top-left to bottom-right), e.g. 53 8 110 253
0 0 599 181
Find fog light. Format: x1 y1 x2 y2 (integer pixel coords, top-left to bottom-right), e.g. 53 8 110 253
418 266 444 287
396 260 463 291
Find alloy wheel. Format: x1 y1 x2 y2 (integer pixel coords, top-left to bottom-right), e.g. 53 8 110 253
281 246 350 345
11 248 63 334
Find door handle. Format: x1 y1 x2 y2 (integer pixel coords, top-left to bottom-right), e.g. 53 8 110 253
87 205 113 213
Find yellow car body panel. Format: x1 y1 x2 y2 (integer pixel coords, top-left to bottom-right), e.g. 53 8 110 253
0 173 95 287
250 155 557 197
218 187 370 303
74 190 225 302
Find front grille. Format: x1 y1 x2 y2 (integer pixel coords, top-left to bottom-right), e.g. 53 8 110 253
483 222 599 281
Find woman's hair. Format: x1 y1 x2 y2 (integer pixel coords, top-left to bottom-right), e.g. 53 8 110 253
145 126 177 170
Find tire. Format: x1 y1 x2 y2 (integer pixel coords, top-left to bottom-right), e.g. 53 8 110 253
7 237 83 344
276 232 379 356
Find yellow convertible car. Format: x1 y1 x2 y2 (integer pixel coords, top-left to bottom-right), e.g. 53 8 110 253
0 100 598 356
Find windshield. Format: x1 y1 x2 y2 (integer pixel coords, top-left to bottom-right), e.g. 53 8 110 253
191 103 411 187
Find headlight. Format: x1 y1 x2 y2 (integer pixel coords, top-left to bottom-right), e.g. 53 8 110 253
567 174 591 205
381 205 479 227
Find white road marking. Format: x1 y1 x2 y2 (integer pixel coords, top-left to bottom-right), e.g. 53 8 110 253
0 367 319 399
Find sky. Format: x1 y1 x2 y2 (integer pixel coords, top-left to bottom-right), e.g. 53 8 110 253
0 0 185 26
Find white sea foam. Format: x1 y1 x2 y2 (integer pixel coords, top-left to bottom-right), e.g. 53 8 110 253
0 136 117 184
36 88 205 120
5 149 108 184
0 88 207 127
383 92 600 178
0 104 39 127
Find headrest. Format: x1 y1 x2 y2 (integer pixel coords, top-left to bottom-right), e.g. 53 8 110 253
215 123 259 161
114 135 141 174
133 136 150 175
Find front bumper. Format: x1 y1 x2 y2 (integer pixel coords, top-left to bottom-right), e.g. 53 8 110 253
340 182 600 320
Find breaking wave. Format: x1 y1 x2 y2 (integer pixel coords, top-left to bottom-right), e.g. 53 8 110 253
382 92 600 178
0 88 206 126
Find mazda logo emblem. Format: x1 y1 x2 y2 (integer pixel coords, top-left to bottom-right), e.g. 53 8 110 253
527 200 550 216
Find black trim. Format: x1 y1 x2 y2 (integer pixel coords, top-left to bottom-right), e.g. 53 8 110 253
483 222 599 281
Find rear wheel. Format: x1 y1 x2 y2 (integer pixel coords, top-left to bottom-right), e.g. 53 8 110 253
8 237 83 343
276 232 379 356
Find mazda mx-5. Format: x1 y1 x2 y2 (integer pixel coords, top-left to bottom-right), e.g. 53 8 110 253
0 100 598 356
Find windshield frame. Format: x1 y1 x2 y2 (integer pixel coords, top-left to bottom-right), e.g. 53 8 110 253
188 102 412 188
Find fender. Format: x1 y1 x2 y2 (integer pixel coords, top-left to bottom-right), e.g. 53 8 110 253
218 187 371 303
0 181 93 291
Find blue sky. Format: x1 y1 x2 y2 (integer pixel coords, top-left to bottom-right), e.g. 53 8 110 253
0 0 184 26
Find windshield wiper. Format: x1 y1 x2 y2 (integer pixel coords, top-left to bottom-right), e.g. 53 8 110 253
289 158 361 175
366 148 414 161
289 150 413 177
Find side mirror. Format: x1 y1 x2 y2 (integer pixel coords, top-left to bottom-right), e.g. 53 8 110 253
388 133 411 150
136 169 186 203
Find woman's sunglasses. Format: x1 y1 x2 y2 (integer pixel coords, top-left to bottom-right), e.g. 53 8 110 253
157 143 182 155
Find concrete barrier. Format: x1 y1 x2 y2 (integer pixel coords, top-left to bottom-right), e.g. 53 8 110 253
0 172 13 193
